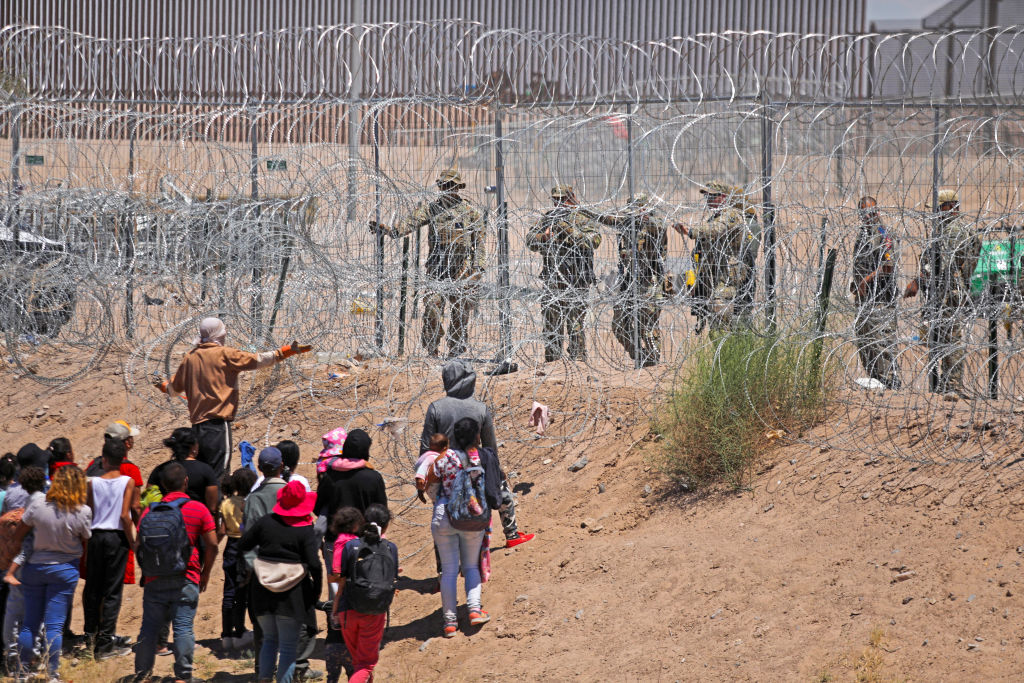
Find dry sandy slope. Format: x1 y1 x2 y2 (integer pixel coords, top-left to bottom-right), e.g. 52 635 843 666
2 352 1024 681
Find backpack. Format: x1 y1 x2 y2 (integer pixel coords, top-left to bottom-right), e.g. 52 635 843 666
0 509 25 571
136 497 191 577
345 539 397 615
446 449 491 532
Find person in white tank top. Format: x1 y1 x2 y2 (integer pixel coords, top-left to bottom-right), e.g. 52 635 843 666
83 439 137 660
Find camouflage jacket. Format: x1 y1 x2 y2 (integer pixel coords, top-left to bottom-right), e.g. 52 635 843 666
851 221 898 305
919 214 981 307
395 194 485 280
592 208 667 291
526 207 602 289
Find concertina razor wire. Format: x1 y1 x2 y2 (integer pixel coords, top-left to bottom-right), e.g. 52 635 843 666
4 22 1024 511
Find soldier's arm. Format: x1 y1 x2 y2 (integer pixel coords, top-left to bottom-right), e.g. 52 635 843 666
526 216 549 252
688 218 725 242
371 203 431 238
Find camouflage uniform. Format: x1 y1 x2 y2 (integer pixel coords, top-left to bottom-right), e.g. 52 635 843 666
389 171 485 357
592 194 669 366
526 186 603 362
851 217 901 389
690 181 746 333
732 189 761 324
918 194 981 394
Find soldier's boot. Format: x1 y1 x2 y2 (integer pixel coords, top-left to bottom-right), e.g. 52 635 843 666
421 293 444 357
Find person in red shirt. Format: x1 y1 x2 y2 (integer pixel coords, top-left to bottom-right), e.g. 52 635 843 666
153 317 312 476
133 462 217 683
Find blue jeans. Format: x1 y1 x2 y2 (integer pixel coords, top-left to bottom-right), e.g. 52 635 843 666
134 576 200 680
256 613 301 683
19 562 79 676
430 502 485 623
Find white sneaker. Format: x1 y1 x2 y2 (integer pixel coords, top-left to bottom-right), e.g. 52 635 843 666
221 636 236 650
237 631 254 648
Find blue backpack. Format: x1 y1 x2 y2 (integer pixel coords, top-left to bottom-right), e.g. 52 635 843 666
446 449 491 532
137 497 191 577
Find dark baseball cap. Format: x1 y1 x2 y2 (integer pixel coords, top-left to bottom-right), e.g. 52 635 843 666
258 447 283 469
16 443 50 471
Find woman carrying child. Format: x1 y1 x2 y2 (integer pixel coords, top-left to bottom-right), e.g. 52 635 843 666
426 417 492 637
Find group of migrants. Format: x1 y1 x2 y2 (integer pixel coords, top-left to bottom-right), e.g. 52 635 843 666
0 315 533 683
376 169 982 394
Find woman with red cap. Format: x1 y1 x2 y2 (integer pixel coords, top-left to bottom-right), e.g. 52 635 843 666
239 480 322 683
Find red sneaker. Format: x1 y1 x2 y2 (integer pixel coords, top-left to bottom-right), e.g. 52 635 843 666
469 609 491 626
505 532 534 548
443 621 458 638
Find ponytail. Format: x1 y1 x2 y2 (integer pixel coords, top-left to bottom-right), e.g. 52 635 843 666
360 503 391 545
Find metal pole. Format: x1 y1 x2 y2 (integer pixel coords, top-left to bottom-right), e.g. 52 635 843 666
124 115 137 339
346 0 363 222
927 108 942 393
495 106 512 363
988 271 999 399
760 93 777 332
7 104 22 242
626 103 640 369
373 111 385 352
250 109 263 334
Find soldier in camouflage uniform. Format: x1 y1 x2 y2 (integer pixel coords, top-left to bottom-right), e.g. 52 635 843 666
850 196 901 389
673 181 746 333
590 193 670 366
904 189 981 395
370 169 484 357
526 185 603 362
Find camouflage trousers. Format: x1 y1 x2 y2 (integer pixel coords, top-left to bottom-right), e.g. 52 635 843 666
854 304 901 389
930 313 965 394
540 288 588 362
611 292 661 366
421 282 478 357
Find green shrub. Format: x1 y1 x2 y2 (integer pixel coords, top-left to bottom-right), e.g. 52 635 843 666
657 328 836 490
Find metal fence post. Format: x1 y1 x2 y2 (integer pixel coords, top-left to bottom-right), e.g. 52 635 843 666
760 93 777 332
249 108 263 333
626 103 640 369
373 110 385 352
123 113 137 339
927 108 941 393
495 106 512 363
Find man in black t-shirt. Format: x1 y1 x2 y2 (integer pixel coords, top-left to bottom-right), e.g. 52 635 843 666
850 196 901 390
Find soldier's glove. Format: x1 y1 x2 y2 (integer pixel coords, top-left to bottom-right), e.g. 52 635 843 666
279 340 313 359
367 220 393 237
662 276 676 296
152 372 169 393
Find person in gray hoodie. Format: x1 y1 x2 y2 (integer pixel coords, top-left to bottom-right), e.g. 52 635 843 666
420 360 534 548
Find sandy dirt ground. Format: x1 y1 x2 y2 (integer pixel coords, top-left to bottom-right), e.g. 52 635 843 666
2 349 1024 682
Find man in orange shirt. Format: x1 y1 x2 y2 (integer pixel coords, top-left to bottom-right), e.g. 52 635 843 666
153 317 311 476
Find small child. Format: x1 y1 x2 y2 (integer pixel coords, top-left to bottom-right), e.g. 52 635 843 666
219 467 257 650
334 504 398 683
414 433 448 504
325 507 365 683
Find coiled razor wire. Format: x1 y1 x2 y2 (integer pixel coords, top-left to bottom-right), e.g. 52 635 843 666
5 23 1024 512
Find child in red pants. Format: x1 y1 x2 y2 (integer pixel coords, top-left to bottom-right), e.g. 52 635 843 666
333 504 397 683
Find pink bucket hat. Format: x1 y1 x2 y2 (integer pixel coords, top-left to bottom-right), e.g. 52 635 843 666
320 428 347 458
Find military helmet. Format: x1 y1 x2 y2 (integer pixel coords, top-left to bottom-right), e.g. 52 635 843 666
934 188 959 207
550 184 574 199
699 180 732 196
436 169 466 189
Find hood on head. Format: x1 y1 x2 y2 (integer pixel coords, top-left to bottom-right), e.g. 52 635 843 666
342 429 372 461
442 359 476 399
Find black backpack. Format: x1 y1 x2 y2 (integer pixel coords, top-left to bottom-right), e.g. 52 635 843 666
345 539 397 615
137 497 191 577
